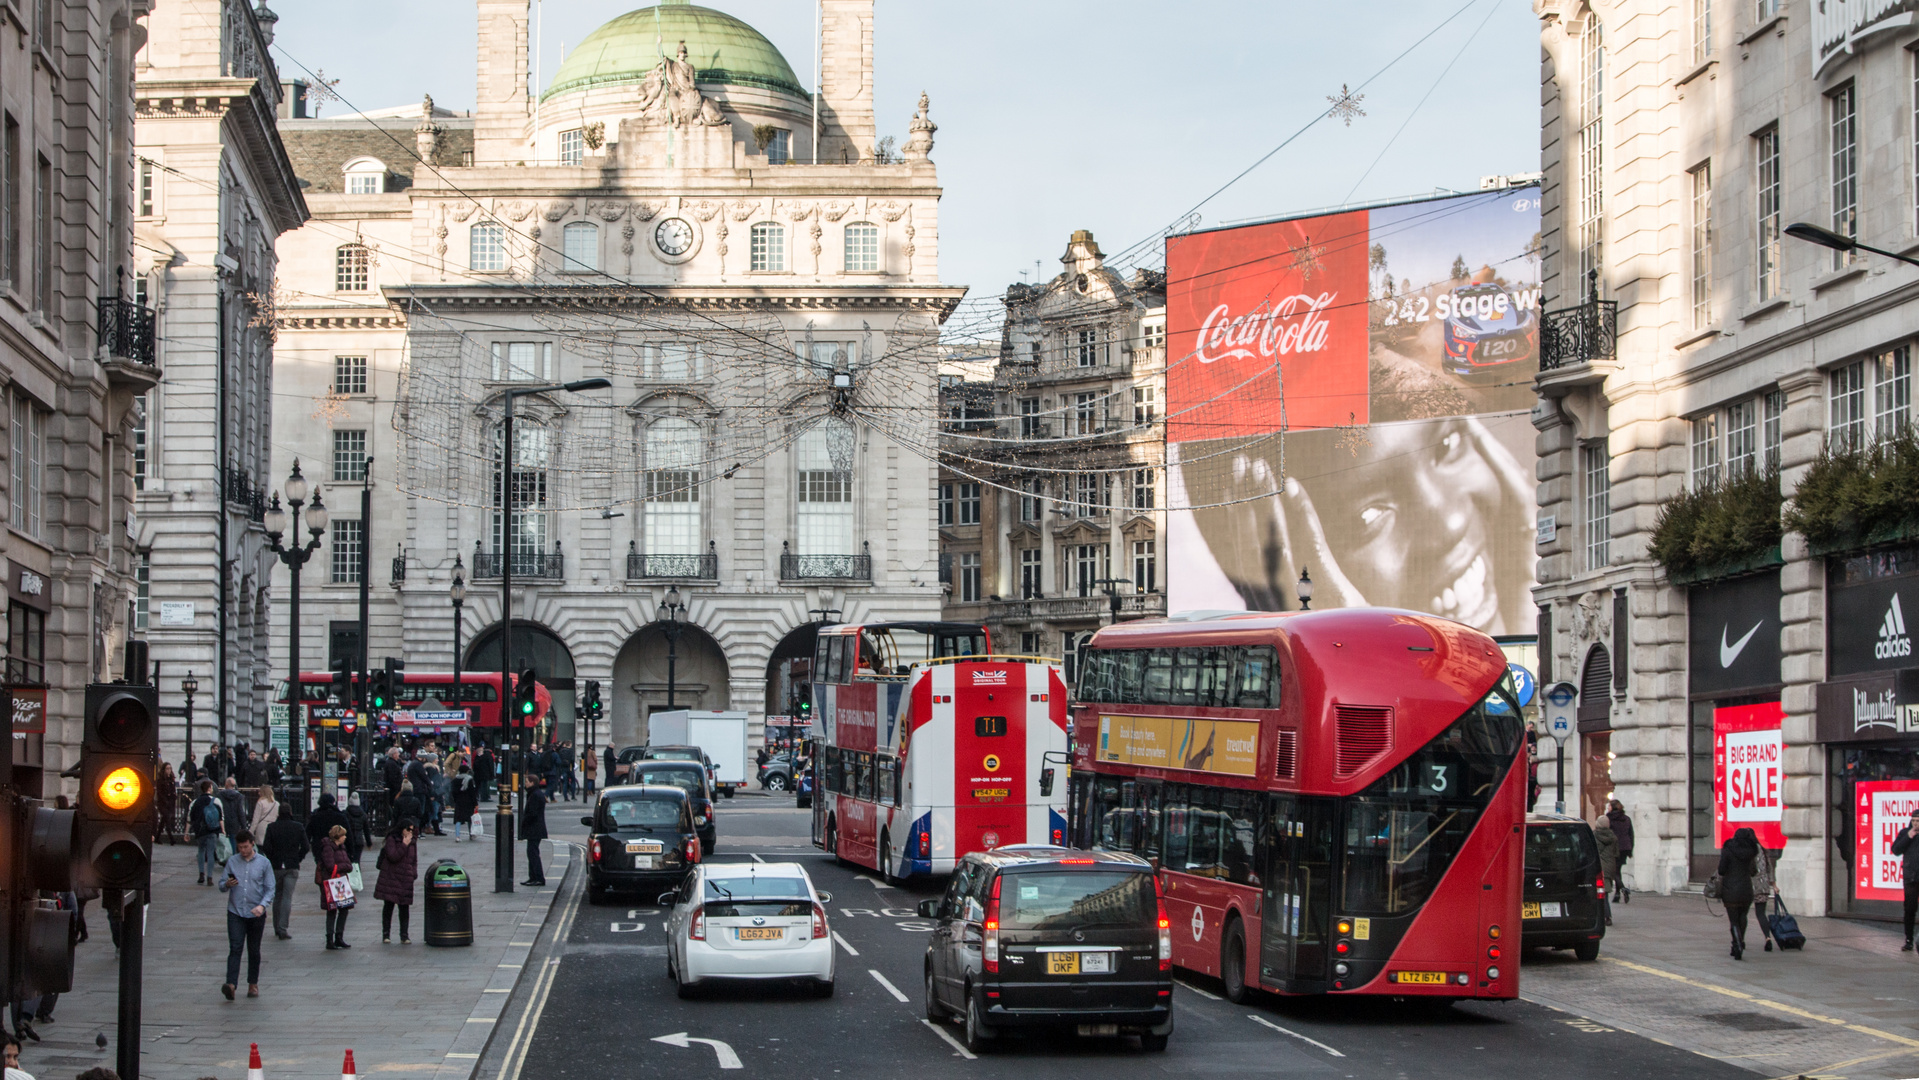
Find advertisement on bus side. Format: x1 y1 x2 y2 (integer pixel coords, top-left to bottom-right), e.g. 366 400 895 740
1096 714 1260 777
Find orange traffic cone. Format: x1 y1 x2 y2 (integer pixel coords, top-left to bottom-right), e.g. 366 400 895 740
341 1048 356 1080
247 1043 264 1080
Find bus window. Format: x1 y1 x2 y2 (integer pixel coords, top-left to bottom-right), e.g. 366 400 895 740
1233 646 1279 708
1169 649 1201 706
877 756 898 806
1078 650 1115 702
1113 650 1145 704
855 752 875 800
1143 650 1174 702
975 715 1007 737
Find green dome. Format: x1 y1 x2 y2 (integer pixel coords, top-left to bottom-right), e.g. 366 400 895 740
542 2 805 102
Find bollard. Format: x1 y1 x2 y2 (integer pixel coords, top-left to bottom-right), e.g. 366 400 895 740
247 1044 264 1080
341 1048 356 1080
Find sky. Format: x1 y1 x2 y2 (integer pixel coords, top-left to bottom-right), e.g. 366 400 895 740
267 0 1543 302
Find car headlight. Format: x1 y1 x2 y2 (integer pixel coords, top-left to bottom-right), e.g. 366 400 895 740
1450 323 1480 339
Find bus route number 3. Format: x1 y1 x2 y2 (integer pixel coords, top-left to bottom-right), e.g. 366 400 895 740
1421 764 1451 795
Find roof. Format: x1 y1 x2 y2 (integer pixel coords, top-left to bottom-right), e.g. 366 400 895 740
601 784 688 800
543 2 805 102
279 117 475 195
967 846 1151 870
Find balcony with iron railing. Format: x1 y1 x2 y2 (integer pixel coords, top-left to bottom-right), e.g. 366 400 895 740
469 541 565 581
97 291 160 391
1536 270 1619 396
780 540 872 582
222 465 268 523
988 592 1166 623
627 540 719 581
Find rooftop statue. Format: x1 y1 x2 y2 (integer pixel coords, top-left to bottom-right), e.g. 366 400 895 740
635 41 727 129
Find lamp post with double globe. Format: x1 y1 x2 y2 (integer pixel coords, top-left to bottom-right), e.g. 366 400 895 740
264 461 328 763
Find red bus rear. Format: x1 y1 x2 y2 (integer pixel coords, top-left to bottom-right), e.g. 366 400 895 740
1067 608 1526 1000
280 671 520 731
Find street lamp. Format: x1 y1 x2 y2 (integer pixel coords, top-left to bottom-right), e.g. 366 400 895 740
181 672 199 777
265 461 328 761
1296 567 1314 611
494 377 610 894
1093 577 1131 624
660 585 687 710
1785 221 1919 268
450 557 467 731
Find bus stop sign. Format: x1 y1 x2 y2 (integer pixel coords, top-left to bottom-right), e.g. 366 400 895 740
1543 681 1577 738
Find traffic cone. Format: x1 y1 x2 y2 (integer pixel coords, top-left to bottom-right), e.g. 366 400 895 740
247 1043 264 1080
341 1048 356 1080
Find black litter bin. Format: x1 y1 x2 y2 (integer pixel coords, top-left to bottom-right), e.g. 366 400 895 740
423 860 473 947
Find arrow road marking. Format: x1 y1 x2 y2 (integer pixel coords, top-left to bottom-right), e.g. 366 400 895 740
1249 1014 1345 1057
860 875 895 890
652 1033 743 1070
869 969 909 1002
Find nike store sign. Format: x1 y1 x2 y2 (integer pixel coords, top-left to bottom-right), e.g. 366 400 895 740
1688 571 1783 697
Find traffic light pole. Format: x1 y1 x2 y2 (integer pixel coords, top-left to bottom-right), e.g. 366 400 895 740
117 890 143 1080
496 392 518 894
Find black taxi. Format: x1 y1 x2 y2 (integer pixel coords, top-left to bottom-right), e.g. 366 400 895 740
582 785 702 905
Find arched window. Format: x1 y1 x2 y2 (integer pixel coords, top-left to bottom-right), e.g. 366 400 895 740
750 222 785 272
470 222 507 272
795 418 854 555
493 420 550 570
643 418 702 557
1578 644 1611 723
342 156 386 194
562 221 599 272
334 244 371 292
843 222 879 273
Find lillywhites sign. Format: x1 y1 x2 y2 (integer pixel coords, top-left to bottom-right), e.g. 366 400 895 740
1097 714 1259 777
1815 0 1919 75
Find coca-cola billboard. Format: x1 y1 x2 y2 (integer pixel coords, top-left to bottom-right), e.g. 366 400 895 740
1167 189 1543 637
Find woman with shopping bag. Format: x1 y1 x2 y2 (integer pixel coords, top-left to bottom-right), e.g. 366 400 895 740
315 824 356 950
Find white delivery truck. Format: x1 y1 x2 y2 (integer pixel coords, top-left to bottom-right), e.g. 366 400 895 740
647 710 750 798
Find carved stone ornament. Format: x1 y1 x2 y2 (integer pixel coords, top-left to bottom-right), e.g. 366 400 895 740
501 200 537 222
903 91 937 161
820 200 854 222
785 201 815 222
876 201 909 222
631 202 663 222
633 41 729 128
589 200 627 222
449 201 479 223
728 200 760 222
414 94 445 165
543 200 574 222
582 121 606 150
689 201 723 223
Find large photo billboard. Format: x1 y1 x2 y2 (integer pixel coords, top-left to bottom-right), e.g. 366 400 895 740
1165 189 1542 637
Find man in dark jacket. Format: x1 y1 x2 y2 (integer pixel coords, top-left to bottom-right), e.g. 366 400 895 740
202 742 226 785
603 745 619 787
306 793 349 858
520 776 549 886
260 814 309 940
474 746 496 801
1607 799 1635 903
189 779 224 885
217 778 246 840
382 748 405 800
1892 809 1919 950
405 756 438 834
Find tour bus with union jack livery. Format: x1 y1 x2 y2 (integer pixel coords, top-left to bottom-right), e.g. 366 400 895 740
809 622 1069 881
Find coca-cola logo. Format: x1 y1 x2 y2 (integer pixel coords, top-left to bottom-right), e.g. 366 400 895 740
1197 293 1337 364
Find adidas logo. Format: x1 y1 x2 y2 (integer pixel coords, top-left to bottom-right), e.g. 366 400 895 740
1878 594 1913 660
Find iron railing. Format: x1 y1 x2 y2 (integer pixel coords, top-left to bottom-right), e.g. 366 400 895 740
990 593 1166 622
626 542 718 580
1539 271 1618 372
469 545 564 580
97 293 157 366
223 465 268 522
780 541 872 581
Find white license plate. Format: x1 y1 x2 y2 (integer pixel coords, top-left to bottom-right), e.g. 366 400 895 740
1080 952 1111 974
632 855 659 869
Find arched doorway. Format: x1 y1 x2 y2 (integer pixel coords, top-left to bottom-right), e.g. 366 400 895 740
764 623 821 721
466 620 577 744
610 621 729 750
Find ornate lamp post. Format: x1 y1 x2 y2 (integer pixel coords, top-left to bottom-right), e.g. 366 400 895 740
660 585 687 710
180 672 199 777
265 461 328 763
1296 567 1314 611
450 557 467 728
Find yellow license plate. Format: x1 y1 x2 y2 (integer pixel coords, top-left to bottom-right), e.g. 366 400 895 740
1048 953 1080 975
737 927 784 941
1522 901 1542 919
973 787 1010 799
626 842 663 854
1393 971 1448 985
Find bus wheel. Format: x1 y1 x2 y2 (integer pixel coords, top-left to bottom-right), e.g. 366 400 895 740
880 830 904 886
827 820 849 868
1220 918 1251 1004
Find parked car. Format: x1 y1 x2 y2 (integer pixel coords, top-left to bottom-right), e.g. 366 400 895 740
581 785 702 906
1520 813 1607 961
918 845 1172 1053
661 860 836 998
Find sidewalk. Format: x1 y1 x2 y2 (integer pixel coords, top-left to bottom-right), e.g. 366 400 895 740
19 822 571 1080
1525 891 1919 1079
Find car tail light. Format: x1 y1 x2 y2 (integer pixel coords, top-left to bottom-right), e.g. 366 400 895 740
685 837 700 863
812 904 828 939
919 830 930 858
590 838 601 864
1595 875 1605 891
1059 858 1094 864
1153 874 1172 971
984 875 1002 974
689 907 706 941
1051 828 1063 845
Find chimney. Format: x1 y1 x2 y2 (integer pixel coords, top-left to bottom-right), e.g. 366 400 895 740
473 0 529 165
815 0 874 164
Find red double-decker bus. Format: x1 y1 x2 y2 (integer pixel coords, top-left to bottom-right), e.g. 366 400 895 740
1067 608 1526 1000
279 671 530 732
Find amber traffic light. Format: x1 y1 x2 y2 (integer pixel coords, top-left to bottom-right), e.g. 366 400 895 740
79 684 157 890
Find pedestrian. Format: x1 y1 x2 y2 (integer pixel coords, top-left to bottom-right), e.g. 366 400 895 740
382 747 405 801
188 779 224 885
405 756 433 829
1592 815 1618 927
315 824 355 949
520 775 549 887
305 792 348 859
202 742 225 785
1893 809 1919 950
4 1033 35 1080
344 799 371 865
561 742 577 801
450 765 478 841
217 829 274 1000
217 778 245 840
260 808 308 941
374 821 419 944
1607 798 1635 903
156 762 179 844
582 744 597 797
1752 838 1778 953
474 745 496 803
393 781 423 828
248 783 280 837
265 748 283 785
1718 826 1761 960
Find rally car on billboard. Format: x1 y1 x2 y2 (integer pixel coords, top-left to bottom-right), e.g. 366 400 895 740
1442 281 1537 378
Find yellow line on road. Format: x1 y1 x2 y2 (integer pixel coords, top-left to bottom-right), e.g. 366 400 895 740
1603 957 1919 1049
499 842 586 1080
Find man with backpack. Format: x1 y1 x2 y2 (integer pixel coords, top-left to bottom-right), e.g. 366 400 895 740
188 780 224 885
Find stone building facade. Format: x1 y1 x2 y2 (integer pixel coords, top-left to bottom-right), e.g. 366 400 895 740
269 0 960 753
939 231 1166 671
1533 0 1919 914
132 0 306 760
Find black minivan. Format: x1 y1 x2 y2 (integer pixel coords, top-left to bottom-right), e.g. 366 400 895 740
1520 814 1607 961
917 846 1172 1053
582 785 702 906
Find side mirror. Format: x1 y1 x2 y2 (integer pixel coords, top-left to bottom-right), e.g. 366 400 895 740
656 891 678 906
1039 767 1056 798
917 899 940 918
815 890 833 904
579 816 594 827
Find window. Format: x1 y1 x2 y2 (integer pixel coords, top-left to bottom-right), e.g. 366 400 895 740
938 482 955 527
490 341 552 382
644 342 705 381
343 157 385 194
1724 399 1757 478
797 338 855 376
1692 0 1711 64
1077 645 1280 709
1578 18 1605 290
750 223 785 271
1878 348 1913 439
558 128 584 166
3 114 17 286
1583 442 1610 572
1019 548 1042 599
959 552 981 603
11 394 42 536
561 221 598 273
1830 84 1858 271
1133 385 1156 425
1830 360 1868 451
1764 390 1785 469
1143 322 1166 351
1064 472 1105 518
493 421 550 560
330 519 364 584
1691 414 1720 488
1132 468 1154 510
1019 477 1042 522
460 150 474 166
1020 631 1043 655
844 222 878 272
346 173 380 195
1073 543 1110 598
1019 397 1042 439
1756 128 1782 302
1075 327 1105 367
1756 0 1780 18
134 551 150 630
1073 392 1098 436
335 244 371 292
33 154 49 312
137 157 155 216
7 602 42 685
332 429 368 483
643 418 702 556
1825 354 1908 452
470 222 506 272
334 355 368 395
1690 163 1712 329
132 393 147 490
958 482 981 525
796 418 854 555
765 128 791 164
1133 539 1157 593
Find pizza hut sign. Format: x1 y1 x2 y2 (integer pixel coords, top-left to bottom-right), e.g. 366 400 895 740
11 688 45 734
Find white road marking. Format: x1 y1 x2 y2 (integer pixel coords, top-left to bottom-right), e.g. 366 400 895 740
1175 979 1222 1001
611 922 646 932
1249 1014 1346 1057
832 931 860 956
861 875 895 890
751 852 766 863
918 1018 978 1061
652 1032 743 1070
868 969 910 1002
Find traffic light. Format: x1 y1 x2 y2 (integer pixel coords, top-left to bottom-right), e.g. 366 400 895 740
386 656 406 698
582 680 602 721
513 668 539 722
329 657 350 701
369 667 391 710
78 683 158 891
797 683 813 720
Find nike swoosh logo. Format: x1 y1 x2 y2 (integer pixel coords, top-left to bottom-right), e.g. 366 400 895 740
1721 621 1762 668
